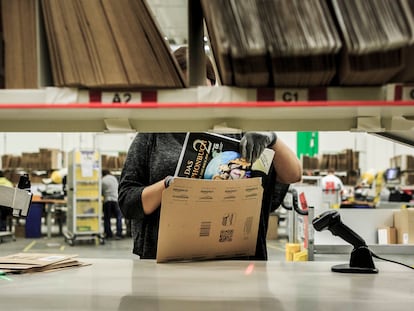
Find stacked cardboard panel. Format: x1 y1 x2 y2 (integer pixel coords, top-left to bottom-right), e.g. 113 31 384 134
319 149 359 171
1 148 63 171
391 0 414 82
1 154 22 169
259 0 341 86
1 0 39 88
101 152 126 171
301 155 319 171
39 148 63 170
40 0 185 89
331 0 412 85
390 154 414 171
318 149 359 185
390 154 414 185
3 0 414 89
202 0 414 87
0 4 3 88
201 0 342 87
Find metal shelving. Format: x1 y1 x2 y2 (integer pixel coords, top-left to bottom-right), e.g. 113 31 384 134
1 87 414 145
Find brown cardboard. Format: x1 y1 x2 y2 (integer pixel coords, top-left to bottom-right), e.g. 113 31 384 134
267 214 279 240
39 148 62 170
377 227 396 245
157 177 263 263
14 224 25 238
0 253 88 274
394 209 414 244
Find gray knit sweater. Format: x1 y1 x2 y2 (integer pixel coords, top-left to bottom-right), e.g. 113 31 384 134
118 133 288 260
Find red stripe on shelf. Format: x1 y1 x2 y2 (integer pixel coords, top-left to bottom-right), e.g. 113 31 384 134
89 90 102 102
1 101 414 109
395 85 403 100
256 88 275 101
141 91 157 102
309 87 327 101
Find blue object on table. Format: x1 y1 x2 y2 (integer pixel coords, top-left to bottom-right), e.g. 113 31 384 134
25 203 43 238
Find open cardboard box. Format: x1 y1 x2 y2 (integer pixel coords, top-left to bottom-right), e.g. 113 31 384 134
156 177 263 263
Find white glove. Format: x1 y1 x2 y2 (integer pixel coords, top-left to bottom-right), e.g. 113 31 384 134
164 176 174 188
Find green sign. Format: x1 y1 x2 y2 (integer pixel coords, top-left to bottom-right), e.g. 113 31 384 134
297 132 318 157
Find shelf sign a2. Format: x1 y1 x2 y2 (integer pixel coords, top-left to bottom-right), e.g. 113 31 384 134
101 92 142 103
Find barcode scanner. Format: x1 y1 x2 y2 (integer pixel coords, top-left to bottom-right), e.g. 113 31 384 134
312 210 378 273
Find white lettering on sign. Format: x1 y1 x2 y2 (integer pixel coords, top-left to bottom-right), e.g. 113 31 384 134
275 89 308 102
401 86 414 100
102 92 142 103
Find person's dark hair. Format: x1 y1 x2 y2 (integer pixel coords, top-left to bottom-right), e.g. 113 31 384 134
0 170 4 177
102 169 110 177
173 46 187 72
173 46 216 85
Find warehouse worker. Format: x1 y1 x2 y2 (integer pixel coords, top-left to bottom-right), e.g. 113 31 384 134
102 169 123 239
118 46 303 260
0 170 13 231
321 168 344 208
173 45 216 86
321 168 344 192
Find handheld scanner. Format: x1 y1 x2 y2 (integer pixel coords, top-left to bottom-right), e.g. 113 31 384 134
312 210 367 248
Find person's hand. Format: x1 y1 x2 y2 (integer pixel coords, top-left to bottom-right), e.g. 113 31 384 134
164 176 174 188
240 132 277 164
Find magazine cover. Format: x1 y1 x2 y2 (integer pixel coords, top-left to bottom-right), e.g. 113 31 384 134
174 132 275 179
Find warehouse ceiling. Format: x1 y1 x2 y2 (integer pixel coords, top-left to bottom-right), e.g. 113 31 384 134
146 0 188 45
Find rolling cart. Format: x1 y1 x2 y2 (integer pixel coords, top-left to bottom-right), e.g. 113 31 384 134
64 149 105 246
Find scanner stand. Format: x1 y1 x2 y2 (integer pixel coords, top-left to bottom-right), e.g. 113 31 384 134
331 245 378 274
312 209 379 274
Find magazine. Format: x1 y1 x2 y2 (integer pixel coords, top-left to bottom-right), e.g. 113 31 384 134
174 132 275 179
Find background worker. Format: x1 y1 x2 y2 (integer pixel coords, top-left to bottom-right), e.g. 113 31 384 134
321 168 344 208
102 169 123 239
321 168 344 193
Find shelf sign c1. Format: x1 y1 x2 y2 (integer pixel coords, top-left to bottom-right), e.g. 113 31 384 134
275 89 308 102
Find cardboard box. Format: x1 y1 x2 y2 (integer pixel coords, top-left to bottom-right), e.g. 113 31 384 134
39 148 63 170
377 227 397 245
14 224 25 238
157 177 263 263
394 209 414 244
267 214 279 240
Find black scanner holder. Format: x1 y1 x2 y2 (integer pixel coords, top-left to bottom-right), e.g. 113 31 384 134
312 210 378 274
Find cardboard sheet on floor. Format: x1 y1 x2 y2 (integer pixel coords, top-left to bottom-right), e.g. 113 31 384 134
0 253 89 274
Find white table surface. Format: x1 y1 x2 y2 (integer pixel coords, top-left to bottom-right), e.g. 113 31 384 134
0 258 413 310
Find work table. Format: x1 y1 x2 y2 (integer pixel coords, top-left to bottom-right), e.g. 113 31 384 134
0 258 413 310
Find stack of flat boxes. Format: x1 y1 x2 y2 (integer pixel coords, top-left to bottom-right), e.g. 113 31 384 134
388 155 414 245
390 155 414 185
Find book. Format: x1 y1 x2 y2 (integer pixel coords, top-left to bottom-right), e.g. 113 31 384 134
174 132 275 180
